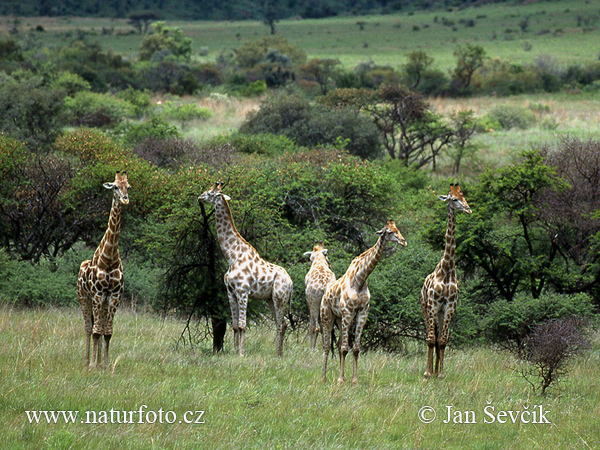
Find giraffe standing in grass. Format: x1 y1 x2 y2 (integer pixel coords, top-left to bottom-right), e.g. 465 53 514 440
321 220 407 384
77 171 130 368
199 182 293 357
420 184 471 379
304 242 336 350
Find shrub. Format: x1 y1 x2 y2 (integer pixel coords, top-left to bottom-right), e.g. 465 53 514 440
117 116 181 147
210 132 299 157
483 292 596 351
517 317 591 394
486 104 536 130
63 91 134 128
240 95 382 159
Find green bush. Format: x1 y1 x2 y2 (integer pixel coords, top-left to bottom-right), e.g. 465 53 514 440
116 117 181 147
63 91 134 128
483 292 596 351
485 104 536 130
0 247 83 307
210 132 300 157
240 95 382 159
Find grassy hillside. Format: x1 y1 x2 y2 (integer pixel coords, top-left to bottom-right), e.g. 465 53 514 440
2 306 599 449
7 0 600 70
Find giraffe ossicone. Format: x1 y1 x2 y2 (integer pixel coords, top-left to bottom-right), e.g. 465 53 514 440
304 242 336 350
320 220 407 384
77 171 130 368
420 183 471 379
199 182 293 357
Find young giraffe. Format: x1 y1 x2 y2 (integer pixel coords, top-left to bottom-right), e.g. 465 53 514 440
304 242 336 350
420 184 471 379
198 182 293 357
321 220 407 384
77 171 130 368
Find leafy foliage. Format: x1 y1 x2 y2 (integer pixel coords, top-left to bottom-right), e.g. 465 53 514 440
240 95 382 159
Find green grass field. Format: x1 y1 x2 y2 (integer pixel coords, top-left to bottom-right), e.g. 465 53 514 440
2 306 599 449
8 0 600 70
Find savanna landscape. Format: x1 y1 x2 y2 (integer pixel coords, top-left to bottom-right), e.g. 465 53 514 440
1 0 600 448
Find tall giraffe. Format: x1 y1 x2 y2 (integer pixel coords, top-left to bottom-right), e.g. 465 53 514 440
198 182 293 357
304 242 336 350
321 220 407 384
77 171 130 368
420 184 471 379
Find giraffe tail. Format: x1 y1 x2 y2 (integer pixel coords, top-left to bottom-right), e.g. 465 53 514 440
287 286 296 331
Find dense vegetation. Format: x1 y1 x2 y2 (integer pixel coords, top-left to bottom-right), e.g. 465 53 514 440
0 4 599 356
3 0 516 21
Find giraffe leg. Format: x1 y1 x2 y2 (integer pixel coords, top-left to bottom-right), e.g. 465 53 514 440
226 287 240 355
351 307 369 384
308 299 319 351
320 304 333 382
79 293 93 367
436 306 455 379
103 335 111 368
338 313 352 384
273 295 288 357
424 315 437 379
91 292 107 368
237 291 248 357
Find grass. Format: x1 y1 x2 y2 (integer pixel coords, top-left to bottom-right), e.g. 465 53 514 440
1 305 599 449
6 0 600 70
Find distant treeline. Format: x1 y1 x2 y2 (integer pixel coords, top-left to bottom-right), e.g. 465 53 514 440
3 0 511 21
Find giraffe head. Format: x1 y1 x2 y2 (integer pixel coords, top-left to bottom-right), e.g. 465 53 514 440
103 171 130 205
375 220 407 247
198 181 231 205
303 241 330 264
439 184 472 214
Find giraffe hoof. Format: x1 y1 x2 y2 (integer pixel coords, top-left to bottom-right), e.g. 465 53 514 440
337 377 345 384
423 371 434 379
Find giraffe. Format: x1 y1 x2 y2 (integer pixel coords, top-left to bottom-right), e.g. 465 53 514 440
420 184 471 379
321 220 407 384
77 171 130 368
304 242 336 350
198 182 293 357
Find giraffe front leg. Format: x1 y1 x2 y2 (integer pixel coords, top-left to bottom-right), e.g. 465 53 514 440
102 291 120 368
91 293 107 368
436 306 455 379
351 307 369 385
338 315 352 384
78 293 93 367
424 316 436 379
236 290 249 357
226 287 240 355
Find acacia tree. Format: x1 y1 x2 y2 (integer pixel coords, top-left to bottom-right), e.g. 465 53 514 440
459 149 570 302
452 43 486 92
321 85 469 167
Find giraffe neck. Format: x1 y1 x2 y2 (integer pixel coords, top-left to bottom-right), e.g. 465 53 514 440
440 206 457 274
213 198 255 266
350 234 386 289
94 196 122 269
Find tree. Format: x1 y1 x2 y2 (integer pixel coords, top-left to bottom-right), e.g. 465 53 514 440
139 22 192 62
459 149 570 302
452 43 486 91
127 11 160 35
260 0 281 35
403 50 434 89
298 58 341 95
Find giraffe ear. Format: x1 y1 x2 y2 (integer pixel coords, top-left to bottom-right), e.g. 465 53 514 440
222 194 231 201
303 251 312 258
438 194 450 202
103 182 116 190
375 227 385 236
321 249 328 256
